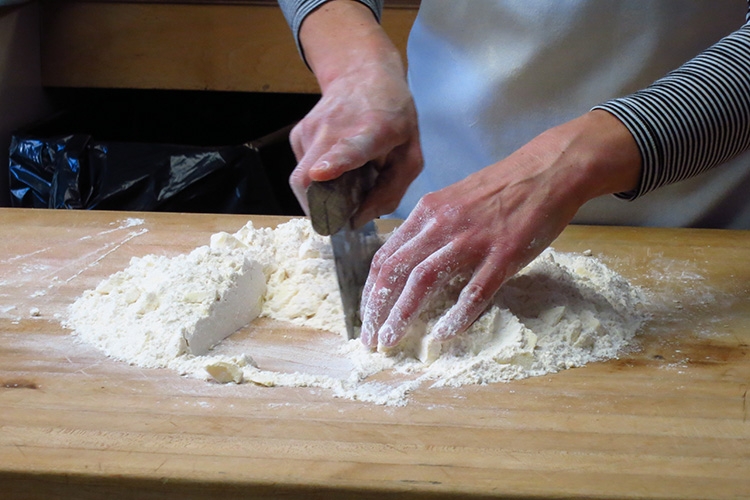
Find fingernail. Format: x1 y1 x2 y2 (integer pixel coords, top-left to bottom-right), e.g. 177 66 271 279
433 327 448 341
378 324 399 347
432 317 454 341
311 160 331 174
360 320 374 347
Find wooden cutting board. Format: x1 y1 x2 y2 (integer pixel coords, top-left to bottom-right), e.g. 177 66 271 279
1 208 748 499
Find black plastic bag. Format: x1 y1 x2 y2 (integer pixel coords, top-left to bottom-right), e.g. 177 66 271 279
8 91 309 215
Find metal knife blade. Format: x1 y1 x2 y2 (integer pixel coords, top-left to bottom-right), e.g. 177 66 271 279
330 220 380 339
307 164 381 339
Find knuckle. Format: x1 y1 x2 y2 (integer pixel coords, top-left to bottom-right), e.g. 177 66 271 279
461 282 493 307
289 122 306 148
408 263 438 289
409 154 424 179
289 123 301 142
288 168 306 190
374 256 411 286
370 248 388 271
415 193 440 214
377 195 401 216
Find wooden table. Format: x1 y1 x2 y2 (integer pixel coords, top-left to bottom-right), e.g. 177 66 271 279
1 208 748 499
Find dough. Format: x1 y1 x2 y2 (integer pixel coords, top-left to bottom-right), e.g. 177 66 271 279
67 218 647 406
68 245 265 367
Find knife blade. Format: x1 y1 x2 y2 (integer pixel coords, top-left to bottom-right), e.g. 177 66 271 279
307 163 381 339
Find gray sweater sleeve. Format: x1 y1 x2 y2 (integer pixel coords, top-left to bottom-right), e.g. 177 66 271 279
593 5 750 200
278 0 384 58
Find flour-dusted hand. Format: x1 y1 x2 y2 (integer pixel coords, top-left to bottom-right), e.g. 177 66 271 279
360 110 643 348
287 1 422 226
359 154 573 348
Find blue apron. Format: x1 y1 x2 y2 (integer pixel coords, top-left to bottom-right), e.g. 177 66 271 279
395 0 750 228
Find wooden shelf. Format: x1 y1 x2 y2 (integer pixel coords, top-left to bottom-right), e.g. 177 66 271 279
40 1 418 93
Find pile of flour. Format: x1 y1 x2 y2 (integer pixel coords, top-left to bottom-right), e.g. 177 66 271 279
67 218 648 406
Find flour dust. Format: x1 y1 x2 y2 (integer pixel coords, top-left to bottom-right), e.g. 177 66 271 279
66 219 648 406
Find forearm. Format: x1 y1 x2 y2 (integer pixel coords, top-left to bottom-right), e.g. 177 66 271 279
475 110 642 215
296 0 402 92
594 21 750 200
278 0 384 67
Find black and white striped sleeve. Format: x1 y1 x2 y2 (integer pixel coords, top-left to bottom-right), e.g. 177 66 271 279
593 11 750 200
277 0 384 58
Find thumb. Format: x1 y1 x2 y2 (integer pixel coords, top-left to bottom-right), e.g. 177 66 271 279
308 134 379 181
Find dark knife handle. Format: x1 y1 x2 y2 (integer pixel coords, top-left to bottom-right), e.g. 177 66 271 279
307 162 379 236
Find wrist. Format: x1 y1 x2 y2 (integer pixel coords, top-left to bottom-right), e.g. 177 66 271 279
298 0 405 92
539 110 643 204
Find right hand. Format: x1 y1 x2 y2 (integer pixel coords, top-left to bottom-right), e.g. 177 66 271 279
287 1 423 226
358 110 644 349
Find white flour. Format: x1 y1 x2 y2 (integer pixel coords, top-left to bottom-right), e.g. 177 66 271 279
67 218 647 406
67 245 265 375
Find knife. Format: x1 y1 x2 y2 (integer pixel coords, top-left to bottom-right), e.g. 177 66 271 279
307 163 382 339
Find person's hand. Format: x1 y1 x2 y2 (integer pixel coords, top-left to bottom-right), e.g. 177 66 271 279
288 1 422 226
289 59 422 226
359 110 643 349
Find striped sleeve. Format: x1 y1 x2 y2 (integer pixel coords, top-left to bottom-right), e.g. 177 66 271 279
277 0 384 59
593 15 750 200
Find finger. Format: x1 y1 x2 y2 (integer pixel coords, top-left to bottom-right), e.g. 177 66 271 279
360 213 434 320
432 260 507 341
290 135 377 214
288 122 305 162
288 154 329 216
290 137 361 215
308 134 379 181
289 123 333 184
289 167 311 215
377 243 461 347
359 224 443 348
288 125 346 213
359 285 394 348
360 241 431 348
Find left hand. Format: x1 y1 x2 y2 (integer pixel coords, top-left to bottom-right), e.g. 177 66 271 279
359 110 643 348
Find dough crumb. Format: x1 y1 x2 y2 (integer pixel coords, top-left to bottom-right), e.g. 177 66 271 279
206 362 244 384
67 218 648 406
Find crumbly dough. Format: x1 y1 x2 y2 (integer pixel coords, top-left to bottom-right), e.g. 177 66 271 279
67 218 647 406
205 361 245 384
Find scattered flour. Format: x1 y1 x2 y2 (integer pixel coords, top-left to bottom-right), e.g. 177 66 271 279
66 218 648 406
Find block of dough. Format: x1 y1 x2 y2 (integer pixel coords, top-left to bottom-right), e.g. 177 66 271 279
183 254 265 355
68 245 266 367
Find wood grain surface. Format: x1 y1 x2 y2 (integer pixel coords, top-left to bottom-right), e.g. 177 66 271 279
1 208 748 499
40 2 417 93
